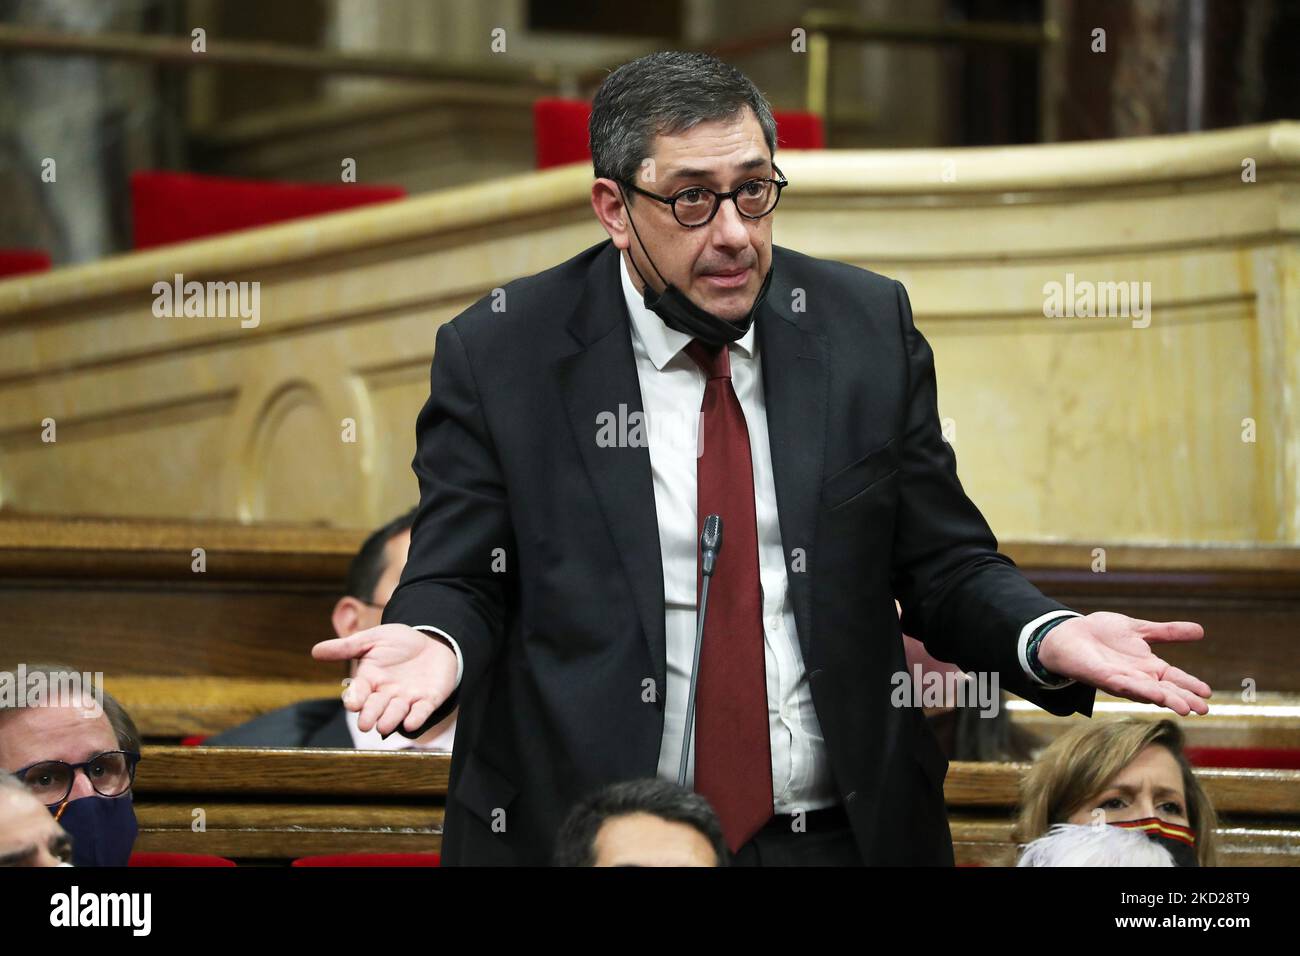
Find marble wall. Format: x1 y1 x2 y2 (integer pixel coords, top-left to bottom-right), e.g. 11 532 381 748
0 123 1296 543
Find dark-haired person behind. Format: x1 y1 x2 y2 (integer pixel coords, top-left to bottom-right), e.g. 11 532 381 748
206 509 456 750
554 778 727 866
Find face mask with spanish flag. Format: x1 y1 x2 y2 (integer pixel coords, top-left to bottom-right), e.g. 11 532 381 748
1111 817 1199 866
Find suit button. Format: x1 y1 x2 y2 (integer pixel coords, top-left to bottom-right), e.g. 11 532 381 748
844 791 857 805
808 669 822 681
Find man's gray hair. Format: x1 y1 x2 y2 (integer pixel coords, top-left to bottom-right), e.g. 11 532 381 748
589 51 777 189
0 663 140 754
1017 823 1175 867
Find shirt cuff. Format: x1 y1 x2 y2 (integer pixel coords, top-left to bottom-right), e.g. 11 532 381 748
1017 611 1082 689
413 626 464 688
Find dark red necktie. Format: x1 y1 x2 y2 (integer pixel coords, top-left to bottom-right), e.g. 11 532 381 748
684 339 773 852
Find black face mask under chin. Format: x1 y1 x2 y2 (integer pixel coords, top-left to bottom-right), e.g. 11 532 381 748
620 185 774 348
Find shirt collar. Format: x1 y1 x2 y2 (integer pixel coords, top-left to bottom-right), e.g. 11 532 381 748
618 251 756 371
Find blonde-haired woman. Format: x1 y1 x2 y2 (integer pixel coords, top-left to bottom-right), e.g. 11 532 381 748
1017 718 1217 865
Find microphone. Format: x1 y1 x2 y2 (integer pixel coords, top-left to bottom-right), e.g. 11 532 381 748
678 514 722 788
700 513 722 576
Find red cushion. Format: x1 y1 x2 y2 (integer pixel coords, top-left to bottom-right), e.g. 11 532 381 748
130 171 405 249
129 852 236 867
0 249 51 278
1185 746 1300 770
534 98 594 170
292 853 441 867
771 110 825 149
532 100 825 172
180 735 208 747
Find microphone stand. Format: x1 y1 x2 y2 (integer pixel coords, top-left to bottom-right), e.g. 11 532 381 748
678 514 722 789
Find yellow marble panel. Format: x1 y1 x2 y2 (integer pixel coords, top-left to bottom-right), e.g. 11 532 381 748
0 123 1294 543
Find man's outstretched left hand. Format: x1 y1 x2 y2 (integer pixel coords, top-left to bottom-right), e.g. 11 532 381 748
1036 611 1211 715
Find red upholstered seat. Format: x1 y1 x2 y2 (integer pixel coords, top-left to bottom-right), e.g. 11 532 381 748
1185 746 1300 770
533 98 595 170
772 110 825 149
533 99 824 170
292 853 441 867
0 249 51 278
130 171 405 249
129 852 237 867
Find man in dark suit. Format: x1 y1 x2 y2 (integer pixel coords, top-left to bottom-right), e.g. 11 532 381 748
210 509 455 750
203 696 352 749
314 52 1210 866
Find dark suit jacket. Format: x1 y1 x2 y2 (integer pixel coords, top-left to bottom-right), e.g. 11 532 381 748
202 699 352 749
384 238 1095 865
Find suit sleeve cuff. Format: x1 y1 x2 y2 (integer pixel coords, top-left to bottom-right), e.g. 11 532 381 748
414 626 464 687
1018 611 1082 689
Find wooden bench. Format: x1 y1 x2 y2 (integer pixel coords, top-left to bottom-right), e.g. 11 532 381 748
0 516 362 686
7 518 1300 768
130 746 1300 865
133 747 448 860
1003 542 1300 694
105 676 344 738
1008 692 1300 753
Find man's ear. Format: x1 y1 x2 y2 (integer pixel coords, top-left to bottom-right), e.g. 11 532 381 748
331 596 367 638
591 179 630 250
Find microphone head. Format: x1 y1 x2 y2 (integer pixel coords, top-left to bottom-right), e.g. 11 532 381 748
700 513 722 556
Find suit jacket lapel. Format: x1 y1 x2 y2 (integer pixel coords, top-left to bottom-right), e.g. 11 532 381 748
756 266 828 663
554 242 668 688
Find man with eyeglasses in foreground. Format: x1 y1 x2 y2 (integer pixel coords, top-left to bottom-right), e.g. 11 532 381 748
0 665 141 866
316 51 1210 866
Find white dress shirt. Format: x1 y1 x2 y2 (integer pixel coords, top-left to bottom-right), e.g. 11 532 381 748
618 254 837 813
416 254 1076 807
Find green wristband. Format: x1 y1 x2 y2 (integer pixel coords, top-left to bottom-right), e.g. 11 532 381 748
1028 616 1072 683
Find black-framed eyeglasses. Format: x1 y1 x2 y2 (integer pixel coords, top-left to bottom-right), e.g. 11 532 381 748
15 750 141 807
621 164 788 228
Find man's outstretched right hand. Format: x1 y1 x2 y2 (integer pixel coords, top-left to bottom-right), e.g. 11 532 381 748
312 624 458 737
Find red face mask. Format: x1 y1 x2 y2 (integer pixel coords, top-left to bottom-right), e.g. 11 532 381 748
1110 817 1198 866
